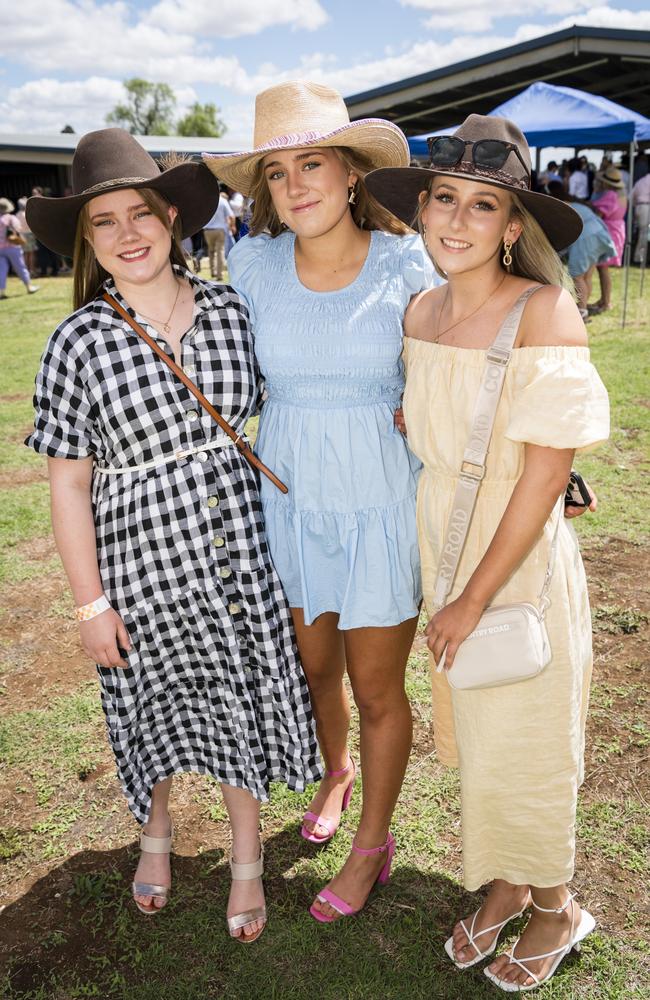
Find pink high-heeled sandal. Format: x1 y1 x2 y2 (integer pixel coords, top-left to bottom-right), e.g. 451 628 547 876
309 831 396 923
301 757 356 844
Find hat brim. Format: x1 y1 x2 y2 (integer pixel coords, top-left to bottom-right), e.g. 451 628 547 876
365 166 583 252
202 119 409 195
25 161 220 257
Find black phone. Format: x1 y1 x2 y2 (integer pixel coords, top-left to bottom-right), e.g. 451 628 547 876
565 470 592 508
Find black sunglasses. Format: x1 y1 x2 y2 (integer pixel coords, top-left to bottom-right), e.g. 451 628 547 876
426 136 530 187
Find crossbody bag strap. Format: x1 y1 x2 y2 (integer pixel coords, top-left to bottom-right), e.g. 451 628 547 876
102 292 288 494
433 285 541 609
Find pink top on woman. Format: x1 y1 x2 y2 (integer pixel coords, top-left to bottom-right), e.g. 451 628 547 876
593 189 627 266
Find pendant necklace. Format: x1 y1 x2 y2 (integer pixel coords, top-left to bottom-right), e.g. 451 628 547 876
138 279 182 335
435 273 507 344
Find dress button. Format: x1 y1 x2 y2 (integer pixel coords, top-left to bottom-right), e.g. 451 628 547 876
186 409 199 422
196 451 208 463
207 496 219 509
184 364 196 377
229 602 241 615
213 536 225 548
219 567 232 579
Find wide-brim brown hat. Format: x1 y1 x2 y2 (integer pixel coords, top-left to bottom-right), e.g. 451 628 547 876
365 114 582 251
26 128 220 257
202 80 409 196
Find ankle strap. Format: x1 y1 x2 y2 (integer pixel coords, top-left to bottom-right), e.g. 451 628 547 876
351 832 393 857
326 756 352 778
532 891 575 914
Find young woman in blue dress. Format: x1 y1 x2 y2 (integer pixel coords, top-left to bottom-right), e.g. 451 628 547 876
204 81 436 922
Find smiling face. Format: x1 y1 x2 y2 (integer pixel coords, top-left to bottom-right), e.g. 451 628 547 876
261 147 357 239
420 176 521 276
85 187 178 287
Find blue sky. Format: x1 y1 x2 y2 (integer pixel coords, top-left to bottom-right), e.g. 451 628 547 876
1 0 649 146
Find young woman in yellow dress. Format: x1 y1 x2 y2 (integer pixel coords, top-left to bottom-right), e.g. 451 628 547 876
366 115 609 993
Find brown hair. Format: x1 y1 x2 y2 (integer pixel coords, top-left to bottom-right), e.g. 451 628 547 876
72 187 187 310
416 181 572 290
247 146 411 237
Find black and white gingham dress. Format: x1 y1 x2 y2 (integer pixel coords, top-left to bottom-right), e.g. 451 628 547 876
27 269 321 823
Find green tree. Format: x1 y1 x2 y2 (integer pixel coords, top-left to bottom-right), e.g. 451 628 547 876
106 78 176 135
176 102 226 138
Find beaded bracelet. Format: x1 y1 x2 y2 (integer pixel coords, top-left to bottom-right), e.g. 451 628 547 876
75 595 110 622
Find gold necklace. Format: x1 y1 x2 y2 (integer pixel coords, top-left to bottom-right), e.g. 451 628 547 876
435 273 507 343
137 279 182 335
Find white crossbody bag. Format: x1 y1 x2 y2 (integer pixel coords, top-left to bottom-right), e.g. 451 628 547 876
433 286 560 691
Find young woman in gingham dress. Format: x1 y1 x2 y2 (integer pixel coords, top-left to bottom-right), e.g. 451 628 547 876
25 129 320 943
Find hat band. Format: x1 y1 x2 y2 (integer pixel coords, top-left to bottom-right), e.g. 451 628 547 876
437 159 529 192
81 176 153 196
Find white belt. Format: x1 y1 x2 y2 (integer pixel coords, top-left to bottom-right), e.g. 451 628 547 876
95 436 237 475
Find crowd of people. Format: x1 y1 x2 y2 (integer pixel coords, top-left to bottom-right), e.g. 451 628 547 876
15 81 617 995
534 152 649 317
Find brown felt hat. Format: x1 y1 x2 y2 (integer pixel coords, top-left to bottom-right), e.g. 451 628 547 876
365 114 583 251
26 128 220 256
203 80 409 196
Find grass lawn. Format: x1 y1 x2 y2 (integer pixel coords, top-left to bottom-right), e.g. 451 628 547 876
0 265 648 999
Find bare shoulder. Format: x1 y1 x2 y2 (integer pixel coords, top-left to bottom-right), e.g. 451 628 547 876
519 284 588 349
404 286 445 341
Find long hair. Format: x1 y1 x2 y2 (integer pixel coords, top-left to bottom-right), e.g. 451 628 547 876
72 188 187 310
416 181 572 289
248 146 410 237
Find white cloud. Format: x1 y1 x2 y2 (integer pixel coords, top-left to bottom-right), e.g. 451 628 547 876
144 0 328 37
401 0 594 33
0 77 197 135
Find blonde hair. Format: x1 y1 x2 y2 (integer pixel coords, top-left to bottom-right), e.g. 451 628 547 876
248 146 410 237
72 188 187 310
416 181 572 290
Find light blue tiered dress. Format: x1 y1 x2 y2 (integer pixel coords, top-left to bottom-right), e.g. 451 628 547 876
228 229 434 629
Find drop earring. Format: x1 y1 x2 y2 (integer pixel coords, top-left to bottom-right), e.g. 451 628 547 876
422 223 428 248
503 239 513 267
348 184 357 205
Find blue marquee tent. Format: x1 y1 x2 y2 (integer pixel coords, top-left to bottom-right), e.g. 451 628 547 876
407 81 650 156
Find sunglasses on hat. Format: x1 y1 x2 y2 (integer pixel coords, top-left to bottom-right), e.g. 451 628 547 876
426 136 531 190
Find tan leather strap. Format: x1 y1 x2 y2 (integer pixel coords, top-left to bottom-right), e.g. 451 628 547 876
102 292 288 495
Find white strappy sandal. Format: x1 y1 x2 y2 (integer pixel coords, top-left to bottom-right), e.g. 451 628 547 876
132 823 173 915
444 895 531 969
483 892 596 992
227 844 267 944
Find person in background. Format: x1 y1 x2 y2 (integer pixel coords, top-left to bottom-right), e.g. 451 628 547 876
228 188 245 239
568 156 589 201
0 196 40 299
544 161 561 185
203 184 236 280
632 168 650 265
547 181 616 318
588 167 627 314
15 197 38 276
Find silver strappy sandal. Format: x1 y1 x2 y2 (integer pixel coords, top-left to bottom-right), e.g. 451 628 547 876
132 823 173 915
227 844 267 944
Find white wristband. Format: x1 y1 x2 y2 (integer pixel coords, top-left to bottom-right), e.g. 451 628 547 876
75 595 110 622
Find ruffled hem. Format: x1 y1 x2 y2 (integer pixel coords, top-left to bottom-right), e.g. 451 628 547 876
262 494 422 629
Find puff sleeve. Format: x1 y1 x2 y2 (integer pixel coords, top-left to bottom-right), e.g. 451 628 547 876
505 349 610 452
26 323 98 459
227 233 273 324
399 232 440 300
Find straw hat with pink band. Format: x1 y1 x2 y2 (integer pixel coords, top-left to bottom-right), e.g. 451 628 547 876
202 80 410 194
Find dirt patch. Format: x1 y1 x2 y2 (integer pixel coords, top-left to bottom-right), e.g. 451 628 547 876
0 466 47 491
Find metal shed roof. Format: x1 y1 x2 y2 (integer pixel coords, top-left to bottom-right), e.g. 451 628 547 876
345 26 650 136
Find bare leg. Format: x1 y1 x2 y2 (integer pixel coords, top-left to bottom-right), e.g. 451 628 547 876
292 609 353 838
311 616 417 919
487 883 583 988
133 776 173 911
221 784 265 941
598 265 612 309
573 274 588 312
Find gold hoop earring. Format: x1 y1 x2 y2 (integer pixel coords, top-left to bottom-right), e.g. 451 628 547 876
348 185 357 205
503 239 513 268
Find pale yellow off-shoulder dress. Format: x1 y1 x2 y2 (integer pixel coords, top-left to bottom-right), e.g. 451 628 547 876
403 339 609 891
